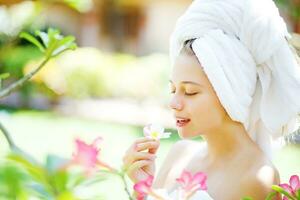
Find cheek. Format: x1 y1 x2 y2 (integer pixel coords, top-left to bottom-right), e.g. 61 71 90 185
189 95 226 132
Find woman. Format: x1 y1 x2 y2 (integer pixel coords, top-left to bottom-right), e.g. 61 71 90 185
122 0 300 199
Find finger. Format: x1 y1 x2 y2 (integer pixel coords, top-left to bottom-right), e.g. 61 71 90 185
148 140 160 154
123 138 156 161
126 160 153 175
135 141 160 152
124 152 156 165
126 137 156 153
123 152 155 169
134 137 156 144
133 137 156 149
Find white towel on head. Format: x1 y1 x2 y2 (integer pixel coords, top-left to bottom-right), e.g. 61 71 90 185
170 0 300 158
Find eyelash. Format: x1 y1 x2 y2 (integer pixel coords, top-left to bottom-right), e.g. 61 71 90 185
185 92 198 96
170 91 198 96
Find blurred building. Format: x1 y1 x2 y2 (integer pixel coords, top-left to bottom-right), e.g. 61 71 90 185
0 0 192 55
43 0 193 55
1 0 299 55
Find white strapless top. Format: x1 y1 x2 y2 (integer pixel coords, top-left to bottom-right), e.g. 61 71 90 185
146 188 214 200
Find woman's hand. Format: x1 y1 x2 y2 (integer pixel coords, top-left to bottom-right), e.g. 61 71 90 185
122 137 160 183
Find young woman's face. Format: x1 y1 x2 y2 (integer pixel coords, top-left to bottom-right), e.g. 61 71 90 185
169 53 229 139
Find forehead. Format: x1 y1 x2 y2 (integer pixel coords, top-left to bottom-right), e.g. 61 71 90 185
171 53 207 84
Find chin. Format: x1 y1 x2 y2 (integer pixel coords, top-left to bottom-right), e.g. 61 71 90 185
177 129 197 139
177 127 204 139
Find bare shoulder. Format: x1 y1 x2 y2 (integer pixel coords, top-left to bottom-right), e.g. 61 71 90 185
152 139 201 189
238 159 280 199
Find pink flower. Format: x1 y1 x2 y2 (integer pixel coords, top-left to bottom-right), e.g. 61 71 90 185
133 175 154 200
70 137 114 175
279 175 300 200
176 170 207 192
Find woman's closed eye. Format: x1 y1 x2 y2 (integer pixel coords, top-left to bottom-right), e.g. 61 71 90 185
170 90 199 96
185 92 198 96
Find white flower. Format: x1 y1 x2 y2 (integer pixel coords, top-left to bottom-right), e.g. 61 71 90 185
143 124 172 140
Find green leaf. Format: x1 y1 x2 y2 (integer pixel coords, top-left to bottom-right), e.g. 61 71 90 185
79 171 109 187
23 28 77 59
0 73 10 79
67 172 86 188
56 191 78 200
44 29 62 58
52 36 76 57
20 32 45 52
35 31 49 48
0 73 10 88
265 191 278 200
241 197 253 200
45 154 69 173
29 183 52 199
48 170 69 193
0 164 29 198
6 154 52 193
272 185 296 200
297 189 300 200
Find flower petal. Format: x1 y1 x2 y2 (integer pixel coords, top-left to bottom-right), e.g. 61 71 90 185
151 124 164 134
279 184 293 193
176 170 192 190
71 138 102 174
92 136 103 147
137 193 146 200
289 175 300 191
143 125 152 137
146 175 154 187
134 182 151 194
193 172 207 184
161 132 172 139
188 172 207 191
133 175 154 194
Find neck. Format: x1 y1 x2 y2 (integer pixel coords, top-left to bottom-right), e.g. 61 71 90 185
202 120 257 164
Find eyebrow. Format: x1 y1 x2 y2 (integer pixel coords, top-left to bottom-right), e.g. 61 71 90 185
169 80 203 87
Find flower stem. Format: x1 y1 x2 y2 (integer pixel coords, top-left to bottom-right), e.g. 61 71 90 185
0 120 38 164
97 169 134 200
0 120 16 149
118 172 134 200
0 57 50 98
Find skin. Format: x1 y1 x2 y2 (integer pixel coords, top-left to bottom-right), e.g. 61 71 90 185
123 52 281 199
152 52 281 199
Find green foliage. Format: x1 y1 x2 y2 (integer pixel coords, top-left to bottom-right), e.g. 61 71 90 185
0 46 42 78
272 185 297 200
241 197 253 200
0 73 10 89
4 151 112 200
39 50 171 100
264 191 278 200
274 0 300 20
61 0 93 12
0 28 77 100
20 32 45 53
7 154 52 194
0 163 30 200
20 29 77 59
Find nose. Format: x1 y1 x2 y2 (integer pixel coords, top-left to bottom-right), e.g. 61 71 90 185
169 95 184 111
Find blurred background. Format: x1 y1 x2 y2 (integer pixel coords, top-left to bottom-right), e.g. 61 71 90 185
0 0 299 199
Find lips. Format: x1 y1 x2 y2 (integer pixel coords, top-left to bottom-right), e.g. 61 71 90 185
176 117 191 127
